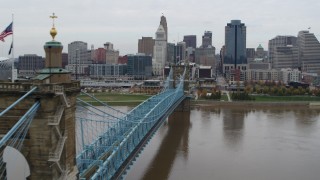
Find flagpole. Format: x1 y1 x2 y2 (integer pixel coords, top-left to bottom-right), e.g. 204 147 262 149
11 13 14 83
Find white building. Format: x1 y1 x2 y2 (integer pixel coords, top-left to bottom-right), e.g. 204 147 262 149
67 41 89 64
104 42 119 64
243 68 301 84
268 35 297 68
281 68 301 84
273 45 299 69
298 31 320 75
152 24 167 76
245 69 280 82
66 41 91 76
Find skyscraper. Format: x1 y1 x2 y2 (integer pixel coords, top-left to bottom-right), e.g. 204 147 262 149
160 15 168 42
174 42 186 64
273 46 299 70
223 20 247 74
268 35 297 67
202 31 212 48
138 37 155 56
183 35 197 49
68 41 88 64
18 54 45 76
167 43 175 64
93 48 106 64
195 46 216 66
66 41 91 76
104 42 119 64
297 30 320 74
246 48 255 63
104 42 113 50
128 54 152 79
153 24 167 76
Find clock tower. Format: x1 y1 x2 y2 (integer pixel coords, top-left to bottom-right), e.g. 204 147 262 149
153 24 167 76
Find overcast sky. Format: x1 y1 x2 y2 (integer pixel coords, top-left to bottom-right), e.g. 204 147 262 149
1 0 319 58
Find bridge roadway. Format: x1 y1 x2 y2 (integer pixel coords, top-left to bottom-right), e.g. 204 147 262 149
112 95 187 179
77 88 187 179
0 66 187 179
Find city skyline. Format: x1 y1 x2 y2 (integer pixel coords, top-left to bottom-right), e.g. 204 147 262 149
0 0 319 58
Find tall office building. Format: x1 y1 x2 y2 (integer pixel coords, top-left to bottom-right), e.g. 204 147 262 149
273 46 299 69
195 46 216 66
61 52 68 68
128 54 152 79
183 35 197 49
104 42 113 50
18 54 45 76
153 24 167 76
297 30 320 74
118 55 128 64
186 47 195 62
160 15 168 42
202 31 212 48
104 42 119 64
0 58 16 80
68 41 88 64
93 48 106 64
66 41 91 76
268 35 297 67
89 64 127 77
174 42 187 64
246 48 255 63
138 37 155 56
223 20 247 74
167 43 175 65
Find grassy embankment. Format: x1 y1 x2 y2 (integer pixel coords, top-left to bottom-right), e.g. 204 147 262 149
78 92 151 106
251 95 320 102
197 93 320 102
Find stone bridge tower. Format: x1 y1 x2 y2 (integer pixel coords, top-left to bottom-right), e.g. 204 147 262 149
170 64 190 92
0 13 80 179
170 64 190 112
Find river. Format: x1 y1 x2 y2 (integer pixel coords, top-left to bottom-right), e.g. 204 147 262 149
124 105 320 180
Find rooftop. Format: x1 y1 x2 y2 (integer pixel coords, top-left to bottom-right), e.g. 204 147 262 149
38 68 70 74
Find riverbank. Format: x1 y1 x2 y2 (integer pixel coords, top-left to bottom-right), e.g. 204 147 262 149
126 101 320 180
190 100 314 108
78 92 320 107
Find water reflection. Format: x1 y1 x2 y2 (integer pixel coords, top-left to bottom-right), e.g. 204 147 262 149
222 108 248 148
142 111 191 180
127 106 320 180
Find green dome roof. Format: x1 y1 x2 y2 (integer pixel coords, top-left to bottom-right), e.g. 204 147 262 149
257 44 263 49
44 41 63 48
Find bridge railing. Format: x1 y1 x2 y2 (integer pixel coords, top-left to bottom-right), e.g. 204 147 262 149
77 67 184 179
0 81 80 93
0 82 34 92
76 67 186 179
90 80 185 179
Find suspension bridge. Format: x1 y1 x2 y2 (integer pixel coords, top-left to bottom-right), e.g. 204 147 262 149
0 66 189 180
0 16 191 179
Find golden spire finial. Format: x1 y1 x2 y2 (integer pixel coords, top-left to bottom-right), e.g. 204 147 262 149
49 13 58 40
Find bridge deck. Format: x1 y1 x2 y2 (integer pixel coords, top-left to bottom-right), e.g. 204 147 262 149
76 67 187 180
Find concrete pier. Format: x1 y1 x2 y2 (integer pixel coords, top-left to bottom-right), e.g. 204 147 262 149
0 82 80 179
0 16 81 179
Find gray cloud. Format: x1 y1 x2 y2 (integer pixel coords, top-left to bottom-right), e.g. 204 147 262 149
0 0 319 57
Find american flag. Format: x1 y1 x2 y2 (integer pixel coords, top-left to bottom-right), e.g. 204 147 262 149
0 22 13 42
